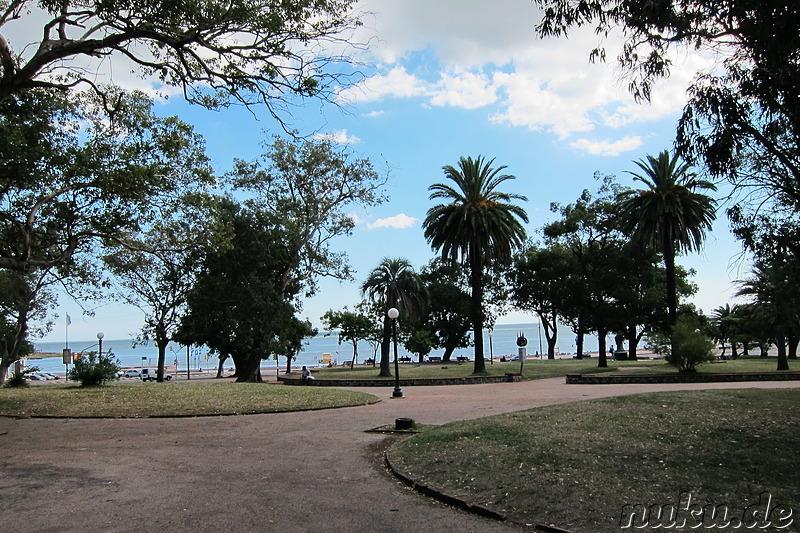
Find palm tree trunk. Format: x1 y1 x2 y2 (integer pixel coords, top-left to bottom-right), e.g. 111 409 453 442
664 241 678 327
470 244 486 374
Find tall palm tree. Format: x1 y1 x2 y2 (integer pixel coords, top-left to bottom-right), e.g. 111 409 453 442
616 150 717 327
361 257 424 377
423 156 528 374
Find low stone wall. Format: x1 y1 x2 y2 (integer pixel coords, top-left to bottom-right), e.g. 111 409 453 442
279 373 522 387
565 371 800 385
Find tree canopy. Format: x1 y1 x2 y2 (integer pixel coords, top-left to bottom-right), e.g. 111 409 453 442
0 87 211 272
0 0 364 126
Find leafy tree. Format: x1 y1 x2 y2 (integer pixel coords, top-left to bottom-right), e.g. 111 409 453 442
230 136 386 297
736 261 800 371
423 156 528 374
321 306 375 368
0 87 210 272
401 327 435 364
0 268 56 384
0 0 364 126
545 179 631 367
275 317 316 375
103 194 219 382
361 258 424 377
417 260 472 362
511 244 569 359
178 202 301 382
616 151 717 326
533 0 800 213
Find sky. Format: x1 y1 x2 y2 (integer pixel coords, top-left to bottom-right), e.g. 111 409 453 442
33 0 750 343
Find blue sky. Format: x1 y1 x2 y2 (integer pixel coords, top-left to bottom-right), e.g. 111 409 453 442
38 0 747 342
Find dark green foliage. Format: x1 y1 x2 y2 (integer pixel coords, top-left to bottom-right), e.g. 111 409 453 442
649 316 715 373
616 151 716 326
178 202 302 382
69 353 121 386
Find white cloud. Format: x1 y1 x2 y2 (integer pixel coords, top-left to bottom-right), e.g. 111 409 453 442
351 0 712 141
367 213 420 230
569 136 643 157
430 70 498 109
336 66 429 104
312 129 361 144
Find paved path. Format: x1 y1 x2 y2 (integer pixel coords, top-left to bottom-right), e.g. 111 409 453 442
1 378 798 532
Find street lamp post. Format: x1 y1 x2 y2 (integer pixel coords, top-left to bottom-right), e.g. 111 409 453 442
489 330 493 364
97 332 104 358
388 307 403 398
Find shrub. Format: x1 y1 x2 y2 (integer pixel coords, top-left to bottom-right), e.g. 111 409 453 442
68 352 121 386
649 316 715 372
3 365 39 388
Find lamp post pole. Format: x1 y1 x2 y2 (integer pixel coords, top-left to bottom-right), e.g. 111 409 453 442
388 307 403 398
97 332 104 358
489 330 493 364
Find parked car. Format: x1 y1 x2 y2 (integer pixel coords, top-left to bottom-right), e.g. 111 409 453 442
140 368 171 381
121 369 141 379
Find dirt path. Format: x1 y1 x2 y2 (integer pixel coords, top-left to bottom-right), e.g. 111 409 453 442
2 378 798 532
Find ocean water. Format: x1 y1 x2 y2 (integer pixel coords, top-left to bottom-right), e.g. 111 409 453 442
30 322 604 374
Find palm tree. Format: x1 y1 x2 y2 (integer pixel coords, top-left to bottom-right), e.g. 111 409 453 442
736 262 798 371
616 150 717 327
710 304 739 359
423 156 528 374
361 257 424 377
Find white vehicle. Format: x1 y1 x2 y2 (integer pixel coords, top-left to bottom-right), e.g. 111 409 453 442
121 369 141 379
140 368 171 381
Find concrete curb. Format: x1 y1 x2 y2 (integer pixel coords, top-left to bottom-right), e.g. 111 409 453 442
565 371 800 384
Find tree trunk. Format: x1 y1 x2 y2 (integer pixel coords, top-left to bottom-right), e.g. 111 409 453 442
539 311 558 359
788 334 798 359
470 244 486 374
575 329 585 359
627 324 638 360
776 331 789 371
351 340 358 368
442 344 455 362
0 358 10 386
156 335 169 382
216 353 228 378
597 328 608 368
233 355 262 382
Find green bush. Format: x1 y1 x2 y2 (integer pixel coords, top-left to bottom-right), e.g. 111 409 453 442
68 352 120 386
649 316 715 372
3 365 39 388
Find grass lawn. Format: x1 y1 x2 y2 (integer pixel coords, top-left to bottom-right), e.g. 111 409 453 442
310 355 792 381
0 380 378 418
390 388 800 532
